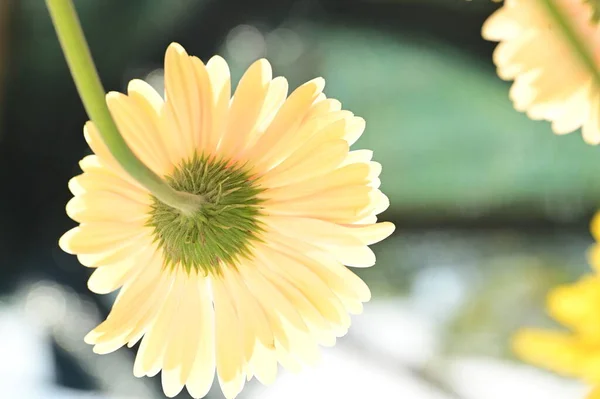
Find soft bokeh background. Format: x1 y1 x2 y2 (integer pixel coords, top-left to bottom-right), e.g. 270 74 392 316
0 0 596 398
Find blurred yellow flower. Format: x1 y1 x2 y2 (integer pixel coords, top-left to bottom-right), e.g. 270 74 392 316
588 213 600 268
58 42 394 399
513 274 600 398
590 386 600 399
482 0 600 144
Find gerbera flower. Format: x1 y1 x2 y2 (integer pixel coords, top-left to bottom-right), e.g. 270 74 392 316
58 42 394 398
482 0 600 144
513 273 600 398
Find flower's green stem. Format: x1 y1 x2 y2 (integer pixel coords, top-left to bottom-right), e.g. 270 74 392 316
45 0 203 216
540 0 600 87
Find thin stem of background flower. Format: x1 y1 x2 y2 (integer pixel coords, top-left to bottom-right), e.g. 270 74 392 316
540 0 600 86
44 0 204 216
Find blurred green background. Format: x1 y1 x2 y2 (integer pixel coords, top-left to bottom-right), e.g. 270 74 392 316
0 0 595 398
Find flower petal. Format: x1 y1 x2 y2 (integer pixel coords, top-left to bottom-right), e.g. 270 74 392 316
218 59 272 159
204 55 231 155
59 223 150 255
242 77 325 167
185 278 216 398
107 91 172 175
213 277 246 397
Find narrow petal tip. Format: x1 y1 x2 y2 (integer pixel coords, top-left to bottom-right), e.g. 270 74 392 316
377 221 396 242
167 42 188 56
310 77 326 93
83 329 100 345
58 228 79 254
105 91 125 104
162 369 186 398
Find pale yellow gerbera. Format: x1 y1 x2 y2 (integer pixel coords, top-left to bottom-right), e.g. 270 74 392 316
58 42 394 399
482 0 600 144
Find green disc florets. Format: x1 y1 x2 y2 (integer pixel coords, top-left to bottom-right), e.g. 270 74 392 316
148 154 265 275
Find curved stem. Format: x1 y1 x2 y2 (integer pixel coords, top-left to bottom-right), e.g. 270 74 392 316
45 0 202 216
540 0 600 87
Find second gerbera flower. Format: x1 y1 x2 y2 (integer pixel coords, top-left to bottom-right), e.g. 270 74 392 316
482 0 600 144
59 43 395 398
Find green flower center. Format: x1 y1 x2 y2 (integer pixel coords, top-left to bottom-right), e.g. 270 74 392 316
148 154 265 275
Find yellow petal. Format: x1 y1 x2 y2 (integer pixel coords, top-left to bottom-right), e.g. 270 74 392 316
83 122 123 176
66 192 149 224
87 249 150 294
223 267 274 356
278 318 322 367
249 343 278 386
267 229 377 267
213 278 246 395
219 59 272 158
237 262 308 335
255 110 352 174
268 234 371 302
106 91 171 175
267 217 394 247
190 56 213 155
258 265 331 332
87 254 165 345
481 6 519 41
93 260 172 354
127 78 164 118
371 189 390 216
59 223 149 255
340 221 396 245
324 244 376 268
265 162 370 201
259 139 348 188
274 342 302 373
68 167 150 204
265 216 363 247
186 278 217 399
254 76 289 134
76 236 151 268
81 125 146 191
588 386 600 399
220 372 246 399
205 55 231 155
304 98 342 119
588 244 600 272
264 185 373 223
343 116 366 146
163 43 201 161
551 84 590 134
583 90 600 145
162 276 201 398
243 77 325 166
135 271 186 376
512 328 586 378
261 116 349 175
254 245 349 328
341 149 373 165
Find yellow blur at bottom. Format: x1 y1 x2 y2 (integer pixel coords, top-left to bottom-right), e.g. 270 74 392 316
588 387 600 399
